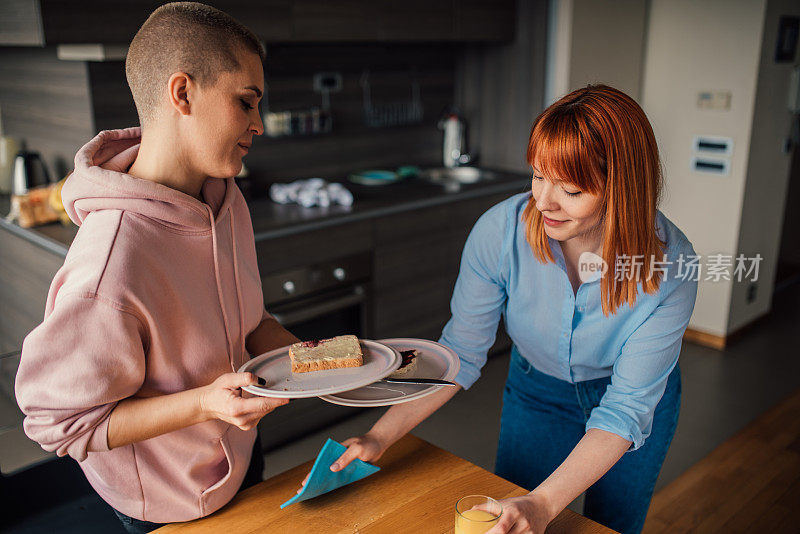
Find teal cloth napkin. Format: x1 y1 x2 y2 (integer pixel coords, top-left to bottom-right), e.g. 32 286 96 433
280 438 380 509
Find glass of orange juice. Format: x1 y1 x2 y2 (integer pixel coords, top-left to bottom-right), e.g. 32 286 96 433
455 495 502 534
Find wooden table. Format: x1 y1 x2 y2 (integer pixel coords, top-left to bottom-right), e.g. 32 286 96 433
156 435 616 533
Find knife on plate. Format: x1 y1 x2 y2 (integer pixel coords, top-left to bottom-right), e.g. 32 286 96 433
378 377 458 387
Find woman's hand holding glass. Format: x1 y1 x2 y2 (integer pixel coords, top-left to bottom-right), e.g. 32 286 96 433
483 493 554 534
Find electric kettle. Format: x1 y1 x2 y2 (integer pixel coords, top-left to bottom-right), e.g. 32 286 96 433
12 150 51 195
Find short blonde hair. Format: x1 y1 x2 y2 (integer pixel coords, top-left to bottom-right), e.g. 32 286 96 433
125 2 265 126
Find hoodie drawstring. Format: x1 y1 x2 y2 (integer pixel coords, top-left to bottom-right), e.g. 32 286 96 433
207 204 239 372
229 208 247 366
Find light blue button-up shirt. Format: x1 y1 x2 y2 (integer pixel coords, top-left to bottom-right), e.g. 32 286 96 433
439 192 698 450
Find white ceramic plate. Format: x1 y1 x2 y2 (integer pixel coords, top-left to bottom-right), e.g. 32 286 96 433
319 338 461 407
238 340 401 398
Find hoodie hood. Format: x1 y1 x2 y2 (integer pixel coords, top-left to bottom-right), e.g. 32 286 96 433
63 127 235 229
63 127 249 379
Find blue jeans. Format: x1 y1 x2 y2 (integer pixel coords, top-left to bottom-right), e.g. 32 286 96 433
495 347 680 534
112 433 265 533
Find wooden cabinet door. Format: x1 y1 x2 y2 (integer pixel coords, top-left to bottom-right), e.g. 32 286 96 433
372 205 452 340
371 193 514 344
0 230 64 353
454 0 516 42
37 0 292 44
19 0 514 45
255 221 371 275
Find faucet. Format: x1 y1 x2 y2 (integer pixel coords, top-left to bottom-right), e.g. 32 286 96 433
438 111 472 168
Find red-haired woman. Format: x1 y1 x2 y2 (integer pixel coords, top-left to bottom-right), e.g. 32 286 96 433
328 85 697 534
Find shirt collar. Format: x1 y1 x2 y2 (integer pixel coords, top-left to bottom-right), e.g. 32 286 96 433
549 237 604 284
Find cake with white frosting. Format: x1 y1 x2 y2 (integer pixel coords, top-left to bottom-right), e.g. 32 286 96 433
289 335 363 373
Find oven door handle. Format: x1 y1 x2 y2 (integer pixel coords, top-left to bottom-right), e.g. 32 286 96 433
270 285 366 327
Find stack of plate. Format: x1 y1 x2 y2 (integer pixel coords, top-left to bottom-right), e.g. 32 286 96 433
239 338 460 407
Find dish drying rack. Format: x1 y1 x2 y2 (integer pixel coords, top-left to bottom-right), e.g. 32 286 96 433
263 73 340 138
360 70 423 128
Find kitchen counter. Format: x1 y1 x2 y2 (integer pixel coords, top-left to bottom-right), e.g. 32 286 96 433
155 434 616 534
0 170 530 257
248 171 530 240
0 196 78 257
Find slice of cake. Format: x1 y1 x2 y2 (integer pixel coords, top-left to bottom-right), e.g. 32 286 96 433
289 335 363 373
389 349 418 377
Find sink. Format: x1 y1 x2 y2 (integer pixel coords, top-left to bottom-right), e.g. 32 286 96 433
418 167 497 189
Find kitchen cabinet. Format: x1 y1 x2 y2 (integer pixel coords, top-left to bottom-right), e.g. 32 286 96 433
0 227 63 354
0 228 62 483
371 192 512 347
292 0 454 42
372 206 450 340
455 0 516 41
254 220 372 275
0 0 293 46
0 0 515 46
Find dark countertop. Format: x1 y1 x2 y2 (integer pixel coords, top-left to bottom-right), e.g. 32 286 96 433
0 169 530 257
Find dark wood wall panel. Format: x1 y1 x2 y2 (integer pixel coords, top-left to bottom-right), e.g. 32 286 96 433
86 44 456 184
292 0 454 42
40 1 159 44
376 0 454 41
0 34 519 203
246 44 456 182
0 42 454 184
0 0 43 46
40 0 294 44
455 0 516 41
455 0 547 173
0 47 94 179
35 1 512 44
248 127 443 182
88 61 138 132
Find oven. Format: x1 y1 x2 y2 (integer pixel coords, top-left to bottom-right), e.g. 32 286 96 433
257 252 372 452
263 253 370 340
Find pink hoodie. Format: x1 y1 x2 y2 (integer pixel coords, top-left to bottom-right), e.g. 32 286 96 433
15 127 268 523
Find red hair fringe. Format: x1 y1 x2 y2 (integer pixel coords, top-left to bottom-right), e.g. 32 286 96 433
522 84 666 315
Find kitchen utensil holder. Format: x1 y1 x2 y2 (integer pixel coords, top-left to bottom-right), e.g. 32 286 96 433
264 107 332 138
360 70 423 128
262 81 333 138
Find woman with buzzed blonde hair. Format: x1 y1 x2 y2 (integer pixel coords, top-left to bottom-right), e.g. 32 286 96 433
329 85 698 534
15 3 297 532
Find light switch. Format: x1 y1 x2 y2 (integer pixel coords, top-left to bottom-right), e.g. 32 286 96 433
692 135 733 156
